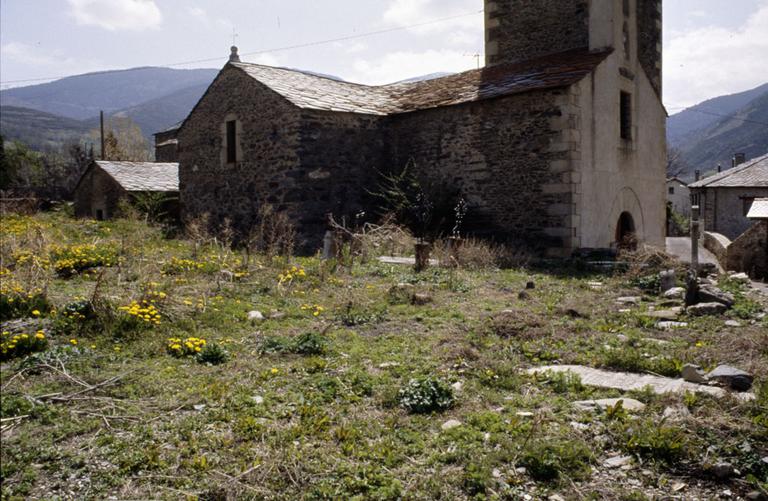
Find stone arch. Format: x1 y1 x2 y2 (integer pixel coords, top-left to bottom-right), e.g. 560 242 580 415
606 187 646 247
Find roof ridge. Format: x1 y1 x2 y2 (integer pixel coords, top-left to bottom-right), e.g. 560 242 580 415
230 61 380 90
689 152 768 188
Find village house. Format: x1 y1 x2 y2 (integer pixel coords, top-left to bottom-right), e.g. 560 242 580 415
73 161 179 220
689 152 768 240
175 0 666 255
154 124 180 163
666 177 690 217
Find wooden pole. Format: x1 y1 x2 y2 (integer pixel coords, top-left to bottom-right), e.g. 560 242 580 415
100 111 105 160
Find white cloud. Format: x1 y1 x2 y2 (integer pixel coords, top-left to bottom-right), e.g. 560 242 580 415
67 0 162 31
346 49 477 85
0 42 104 87
664 5 768 109
188 7 207 22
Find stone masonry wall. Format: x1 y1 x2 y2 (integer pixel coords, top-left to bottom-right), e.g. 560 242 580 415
637 0 662 96
727 220 767 279
700 187 768 240
485 0 590 66
389 88 573 250
178 66 303 239
178 65 388 250
73 165 126 219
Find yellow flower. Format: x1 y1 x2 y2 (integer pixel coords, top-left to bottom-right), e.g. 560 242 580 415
270 368 279 375
35 332 45 340
70 339 78 345
31 310 41 316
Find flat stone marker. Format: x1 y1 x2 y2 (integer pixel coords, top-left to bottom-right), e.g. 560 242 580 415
527 365 755 402
378 256 439 266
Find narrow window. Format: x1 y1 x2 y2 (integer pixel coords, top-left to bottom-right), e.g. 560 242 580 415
226 120 237 164
620 92 632 141
668 187 674 195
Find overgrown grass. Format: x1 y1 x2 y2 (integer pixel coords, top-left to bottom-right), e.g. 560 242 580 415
0 212 766 499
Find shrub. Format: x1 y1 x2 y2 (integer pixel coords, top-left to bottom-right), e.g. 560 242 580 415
398 376 455 414
167 337 207 357
620 420 687 463
1 329 48 361
197 343 229 365
161 256 218 275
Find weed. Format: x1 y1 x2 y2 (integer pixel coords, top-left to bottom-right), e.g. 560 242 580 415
519 439 593 482
198 343 228 365
619 420 687 463
535 369 584 394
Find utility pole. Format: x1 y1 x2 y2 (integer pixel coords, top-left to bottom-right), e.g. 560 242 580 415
100 110 105 161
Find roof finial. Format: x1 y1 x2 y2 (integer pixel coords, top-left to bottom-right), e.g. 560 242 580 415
229 45 240 63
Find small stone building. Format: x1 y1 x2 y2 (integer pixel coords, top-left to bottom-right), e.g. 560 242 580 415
176 0 666 255
73 161 179 220
689 153 768 240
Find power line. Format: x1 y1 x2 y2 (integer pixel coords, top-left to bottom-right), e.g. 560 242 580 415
667 106 768 127
0 10 484 87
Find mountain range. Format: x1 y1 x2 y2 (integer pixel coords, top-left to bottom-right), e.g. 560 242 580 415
1 66 767 175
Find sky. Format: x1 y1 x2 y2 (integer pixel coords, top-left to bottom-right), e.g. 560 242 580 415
1 0 767 110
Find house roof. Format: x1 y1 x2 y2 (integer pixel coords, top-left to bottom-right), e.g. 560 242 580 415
229 48 611 116
689 153 768 189
667 177 687 186
96 161 179 192
747 198 768 219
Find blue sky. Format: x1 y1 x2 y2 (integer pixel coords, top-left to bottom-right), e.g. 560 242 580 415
1 0 767 109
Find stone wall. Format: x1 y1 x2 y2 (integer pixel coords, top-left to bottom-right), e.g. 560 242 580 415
726 221 768 279
700 187 768 240
636 0 662 96
154 129 179 162
178 65 388 250
178 66 303 239
390 89 572 251
485 0 590 66
73 164 126 219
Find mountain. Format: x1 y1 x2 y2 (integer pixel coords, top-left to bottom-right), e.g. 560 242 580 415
667 83 768 181
0 106 90 151
667 83 768 146
0 67 218 120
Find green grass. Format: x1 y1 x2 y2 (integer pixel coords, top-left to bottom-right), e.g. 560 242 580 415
1 212 766 499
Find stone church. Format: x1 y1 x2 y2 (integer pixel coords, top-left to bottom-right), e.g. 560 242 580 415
175 0 666 256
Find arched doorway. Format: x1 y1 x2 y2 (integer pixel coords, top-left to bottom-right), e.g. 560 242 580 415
615 212 637 250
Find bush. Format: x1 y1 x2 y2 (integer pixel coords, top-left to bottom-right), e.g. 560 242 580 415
398 376 455 414
620 420 687 463
198 343 229 365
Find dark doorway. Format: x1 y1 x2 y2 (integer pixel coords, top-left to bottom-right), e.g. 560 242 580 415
96 209 104 221
615 211 636 250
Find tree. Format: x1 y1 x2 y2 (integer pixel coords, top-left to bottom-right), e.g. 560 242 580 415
90 116 152 161
0 134 12 189
3 141 44 188
667 147 690 178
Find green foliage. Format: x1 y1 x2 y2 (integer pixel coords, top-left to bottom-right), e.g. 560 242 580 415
630 274 660 293
50 243 118 277
260 332 328 356
397 376 455 414
519 439 593 482
535 369 584 394
197 343 228 365
335 302 387 326
0 288 51 322
1 329 48 361
620 420 687 463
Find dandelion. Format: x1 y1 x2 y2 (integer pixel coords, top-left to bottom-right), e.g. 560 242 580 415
70 339 78 345
270 368 279 375
31 310 41 316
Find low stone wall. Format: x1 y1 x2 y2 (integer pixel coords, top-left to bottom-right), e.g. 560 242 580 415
702 232 731 267
727 221 768 279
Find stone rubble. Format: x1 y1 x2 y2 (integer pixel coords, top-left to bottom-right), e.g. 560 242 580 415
706 365 754 392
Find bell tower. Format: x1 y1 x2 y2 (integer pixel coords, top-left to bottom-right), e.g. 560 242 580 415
484 0 662 96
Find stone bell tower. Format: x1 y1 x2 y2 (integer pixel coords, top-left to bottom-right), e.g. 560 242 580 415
484 0 662 96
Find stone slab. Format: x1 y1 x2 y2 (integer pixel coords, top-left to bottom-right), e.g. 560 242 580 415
378 256 440 266
527 365 755 402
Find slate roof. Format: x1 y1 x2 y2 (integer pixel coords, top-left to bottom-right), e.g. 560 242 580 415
747 198 768 219
96 161 179 192
689 153 768 189
230 48 611 116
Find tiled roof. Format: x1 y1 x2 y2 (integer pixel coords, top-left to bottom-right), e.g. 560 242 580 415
689 153 768 189
96 161 179 192
230 48 611 116
747 198 768 219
